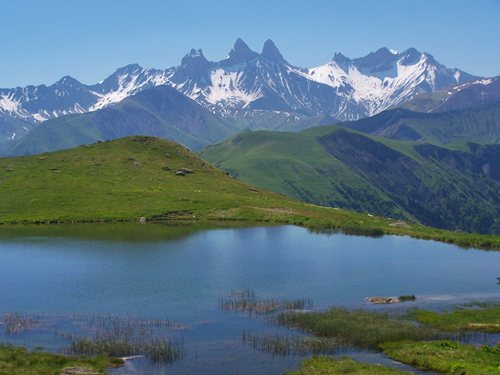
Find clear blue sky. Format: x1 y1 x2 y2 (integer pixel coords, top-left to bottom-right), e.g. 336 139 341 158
1 0 499 87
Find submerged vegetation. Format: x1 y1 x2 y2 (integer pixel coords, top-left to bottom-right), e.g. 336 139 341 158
287 356 411 374
220 289 313 315
242 333 339 356
0 136 498 249
68 336 184 365
65 314 185 365
2 313 42 335
0 344 123 375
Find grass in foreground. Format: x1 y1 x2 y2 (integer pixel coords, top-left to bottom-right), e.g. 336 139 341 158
0 136 499 249
274 308 441 350
409 303 500 333
0 344 122 375
381 341 500 374
287 356 411 374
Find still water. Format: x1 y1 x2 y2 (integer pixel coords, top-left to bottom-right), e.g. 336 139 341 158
0 224 498 374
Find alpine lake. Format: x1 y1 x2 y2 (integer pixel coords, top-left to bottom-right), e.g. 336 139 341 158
0 223 499 374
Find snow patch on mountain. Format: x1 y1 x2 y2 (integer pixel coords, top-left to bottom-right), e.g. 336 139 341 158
205 68 263 108
90 69 170 111
0 94 22 113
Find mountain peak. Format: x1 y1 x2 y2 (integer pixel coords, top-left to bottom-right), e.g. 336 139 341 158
55 75 82 87
222 38 258 65
399 47 424 65
181 48 209 66
353 47 398 68
114 63 143 75
234 38 250 51
332 52 350 64
261 39 287 64
179 48 212 78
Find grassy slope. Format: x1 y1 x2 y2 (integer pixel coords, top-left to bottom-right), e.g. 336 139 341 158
201 127 406 220
344 104 500 145
0 345 122 375
201 125 500 234
0 136 499 249
225 111 334 132
381 341 500 375
288 356 411 375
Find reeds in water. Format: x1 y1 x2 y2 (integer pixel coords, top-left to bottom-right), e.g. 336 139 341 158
68 335 184 365
273 308 444 350
220 289 313 315
64 314 186 365
1 313 41 335
242 332 340 356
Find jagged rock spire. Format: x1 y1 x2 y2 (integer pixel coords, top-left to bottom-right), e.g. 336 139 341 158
261 39 287 64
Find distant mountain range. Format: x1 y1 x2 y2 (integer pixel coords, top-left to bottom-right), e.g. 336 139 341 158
202 102 500 234
6 85 235 155
0 39 482 148
399 76 500 113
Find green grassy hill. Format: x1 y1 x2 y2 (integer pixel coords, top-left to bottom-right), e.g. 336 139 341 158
201 126 500 234
1 135 498 248
342 104 500 145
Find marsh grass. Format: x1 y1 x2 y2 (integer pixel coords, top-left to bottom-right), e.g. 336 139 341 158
273 308 443 350
1 312 186 366
220 289 313 315
63 314 186 365
1 312 42 335
242 332 340 356
70 313 187 334
408 303 500 333
68 335 184 365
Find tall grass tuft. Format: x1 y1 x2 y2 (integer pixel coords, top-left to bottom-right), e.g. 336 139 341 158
242 332 340 356
220 289 313 315
68 335 184 365
63 314 186 365
2 313 41 335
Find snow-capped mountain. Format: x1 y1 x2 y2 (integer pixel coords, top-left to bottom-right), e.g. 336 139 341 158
167 39 347 118
0 65 169 124
0 39 481 143
164 40 478 120
304 47 478 118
